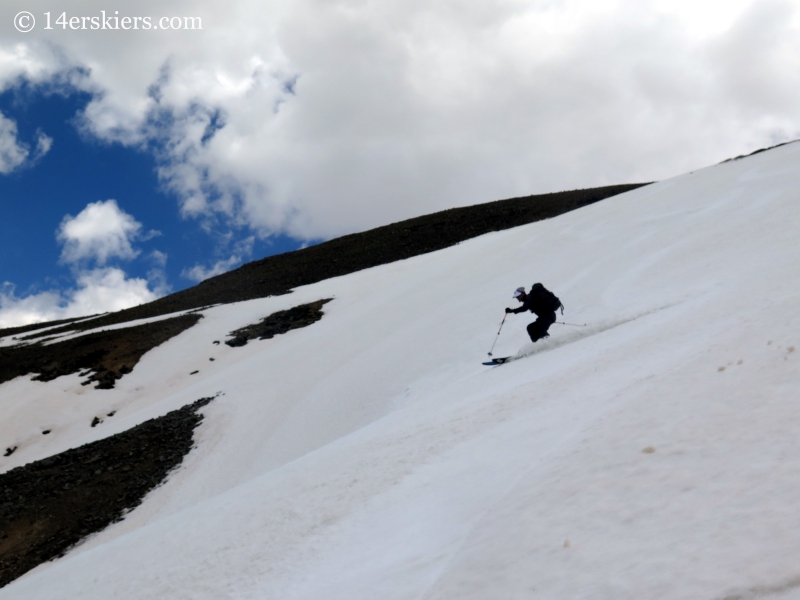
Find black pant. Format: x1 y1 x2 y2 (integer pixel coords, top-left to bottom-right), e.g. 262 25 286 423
527 311 556 342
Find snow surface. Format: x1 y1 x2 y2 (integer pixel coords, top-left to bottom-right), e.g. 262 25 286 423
2 143 800 599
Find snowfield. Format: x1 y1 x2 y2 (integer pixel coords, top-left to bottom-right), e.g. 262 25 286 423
2 142 800 599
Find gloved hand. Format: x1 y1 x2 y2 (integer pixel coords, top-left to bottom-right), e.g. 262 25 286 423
505 307 512 314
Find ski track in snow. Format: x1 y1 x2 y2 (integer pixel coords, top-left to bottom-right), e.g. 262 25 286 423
2 141 800 599
500 301 685 364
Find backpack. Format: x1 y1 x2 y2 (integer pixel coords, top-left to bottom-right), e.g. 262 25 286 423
530 283 564 314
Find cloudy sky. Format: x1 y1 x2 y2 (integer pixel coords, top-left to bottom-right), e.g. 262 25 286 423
1 0 799 326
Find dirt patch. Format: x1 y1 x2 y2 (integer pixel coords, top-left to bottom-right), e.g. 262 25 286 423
14 184 646 338
226 299 333 347
0 395 215 589
0 313 201 390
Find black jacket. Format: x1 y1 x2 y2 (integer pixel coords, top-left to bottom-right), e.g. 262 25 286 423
511 284 559 317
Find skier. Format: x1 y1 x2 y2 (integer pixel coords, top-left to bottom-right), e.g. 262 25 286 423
505 283 563 343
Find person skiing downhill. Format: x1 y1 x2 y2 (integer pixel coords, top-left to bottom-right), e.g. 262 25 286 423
505 284 563 342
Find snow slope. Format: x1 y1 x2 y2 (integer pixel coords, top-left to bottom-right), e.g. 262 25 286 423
2 142 800 599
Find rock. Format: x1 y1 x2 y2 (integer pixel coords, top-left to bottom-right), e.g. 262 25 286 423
0 314 202 391
0 394 218 588
225 300 332 348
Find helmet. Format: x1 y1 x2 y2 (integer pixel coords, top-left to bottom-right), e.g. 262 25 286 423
513 287 525 298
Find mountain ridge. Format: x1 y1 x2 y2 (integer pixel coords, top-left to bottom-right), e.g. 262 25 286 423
1 183 645 339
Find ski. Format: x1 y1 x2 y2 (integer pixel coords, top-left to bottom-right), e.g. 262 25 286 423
482 357 512 366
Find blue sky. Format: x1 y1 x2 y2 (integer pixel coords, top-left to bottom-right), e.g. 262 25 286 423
0 86 309 289
0 86 306 326
1 0 799 326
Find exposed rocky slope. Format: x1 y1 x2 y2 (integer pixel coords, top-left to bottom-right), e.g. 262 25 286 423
0 396 215 588
225 299 332 347
0 314 202 390
0 298 336 587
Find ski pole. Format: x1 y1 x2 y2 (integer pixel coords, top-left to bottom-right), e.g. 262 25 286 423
555 321 587 327
488 313 507 356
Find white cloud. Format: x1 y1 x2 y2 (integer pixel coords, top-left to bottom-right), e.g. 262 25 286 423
0 283 63 328
0 112 30 174
0 113 52 174
33 131 53 161
1 0 800 242
69 267 158 316
181 236 254 282
3 1 799 325
0 41 79 88
149 250 168 268
58 200 143 265
0 201 167 328
146 250 171 296
0 268 157 328
181 256 241 283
